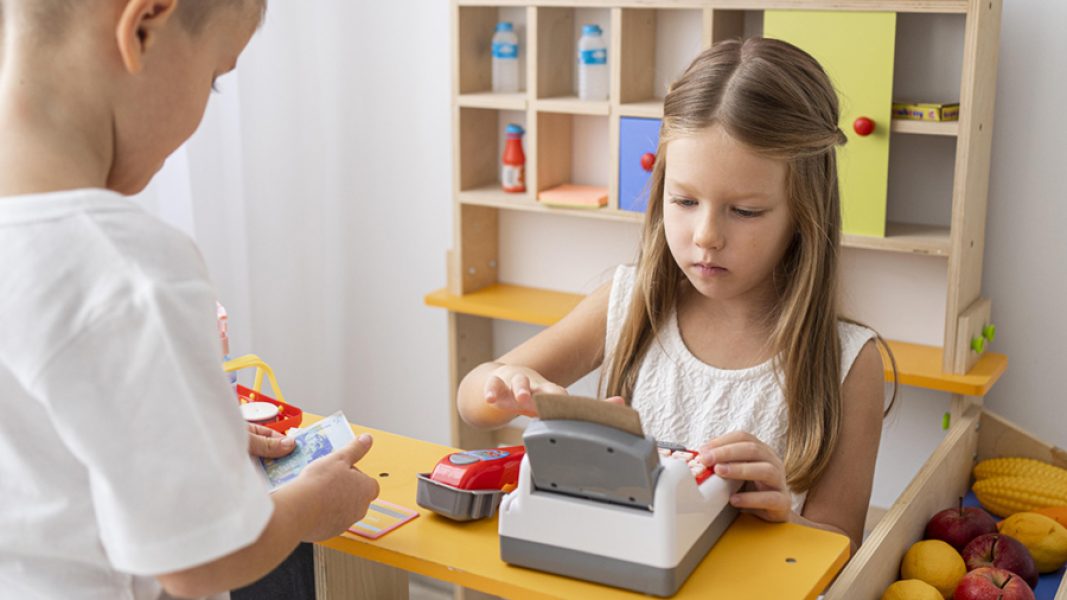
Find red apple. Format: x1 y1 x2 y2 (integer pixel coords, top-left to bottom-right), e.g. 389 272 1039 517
924 498 999 551
954 567 1035 600
961 533 1039 588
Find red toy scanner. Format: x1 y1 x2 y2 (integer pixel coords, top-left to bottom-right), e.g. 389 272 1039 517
416 446 525 521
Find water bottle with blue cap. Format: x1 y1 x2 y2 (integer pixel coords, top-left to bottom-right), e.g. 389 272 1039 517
492 22 519 94
578 24 607 101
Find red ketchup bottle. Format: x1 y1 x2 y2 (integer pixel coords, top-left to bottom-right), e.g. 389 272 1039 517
502 123 526 193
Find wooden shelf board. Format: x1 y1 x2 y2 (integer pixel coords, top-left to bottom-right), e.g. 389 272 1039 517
883 340 1007 397
425 284 584 327
535 96 612 116
457 0 968 14
843 222 951 257
459 188 947 254
457 92 528 111
618 100 665 119
425 285 1006 395
890 119 959 137
459 185 643 224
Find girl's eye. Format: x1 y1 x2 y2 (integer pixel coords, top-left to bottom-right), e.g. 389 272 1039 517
732 207 763 218
670 197 698 208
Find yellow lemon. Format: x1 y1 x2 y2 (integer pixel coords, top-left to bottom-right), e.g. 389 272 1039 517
998 511 1067 572
881 578 944 600
900 539 967 599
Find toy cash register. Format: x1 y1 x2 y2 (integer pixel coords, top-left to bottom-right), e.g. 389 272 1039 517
497 395 741 597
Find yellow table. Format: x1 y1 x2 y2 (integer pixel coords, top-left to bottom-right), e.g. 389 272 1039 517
307 414 851 599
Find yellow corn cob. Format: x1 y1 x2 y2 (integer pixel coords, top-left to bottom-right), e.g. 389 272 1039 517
973 457 1067 484
973 476 1067 518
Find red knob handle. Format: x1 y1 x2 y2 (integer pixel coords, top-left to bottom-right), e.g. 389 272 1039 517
853 117 875 137
640 152 656 172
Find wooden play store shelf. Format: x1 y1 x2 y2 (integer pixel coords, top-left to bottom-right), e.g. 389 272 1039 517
425 284 1007 397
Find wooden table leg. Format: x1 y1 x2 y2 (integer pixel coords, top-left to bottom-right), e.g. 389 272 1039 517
314 545 409 600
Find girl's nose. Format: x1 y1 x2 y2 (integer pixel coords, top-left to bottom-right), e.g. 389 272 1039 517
694 214 724 250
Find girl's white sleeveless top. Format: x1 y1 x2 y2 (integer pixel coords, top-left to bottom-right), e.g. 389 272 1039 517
603 265 875 513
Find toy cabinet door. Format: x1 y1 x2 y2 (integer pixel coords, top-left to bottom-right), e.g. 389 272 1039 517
618 117 662 214
764 11 896 237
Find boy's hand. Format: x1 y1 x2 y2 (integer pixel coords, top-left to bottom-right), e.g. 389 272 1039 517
294 434 380 542
246 423 296 459
484 365 568 417
698 431 793 524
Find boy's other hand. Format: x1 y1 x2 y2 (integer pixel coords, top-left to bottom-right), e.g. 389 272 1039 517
295 434 380 542
484 365 568 417
246 423 296 459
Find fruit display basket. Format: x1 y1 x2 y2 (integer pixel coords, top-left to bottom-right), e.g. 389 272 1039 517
824 406 1067 599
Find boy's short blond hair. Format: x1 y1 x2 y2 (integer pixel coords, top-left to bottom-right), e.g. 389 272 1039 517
2 0 265 37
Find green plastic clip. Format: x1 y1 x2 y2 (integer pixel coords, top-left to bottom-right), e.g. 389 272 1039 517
971 336 986 354
942 412 951 430
982 323 996 342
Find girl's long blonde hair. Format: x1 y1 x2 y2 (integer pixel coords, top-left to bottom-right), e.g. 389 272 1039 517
603 38 896 493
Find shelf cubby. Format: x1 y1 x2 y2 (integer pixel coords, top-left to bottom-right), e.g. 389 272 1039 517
885 133 956 243
891 12 965 112
535 111 611 201
456 5 530 100
615 8 705 115
533 6 611 104
457 107 530 202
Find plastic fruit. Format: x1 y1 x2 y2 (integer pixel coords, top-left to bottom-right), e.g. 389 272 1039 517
900 539 967 599
954 567 1035 600
881 579 944 600
997 511 1067 572
972 475 1067 517
924 498 998 551
1032 505 1067 529
961 533 1038 588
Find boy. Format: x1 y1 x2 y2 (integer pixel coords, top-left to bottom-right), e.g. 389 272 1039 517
0 1 380 598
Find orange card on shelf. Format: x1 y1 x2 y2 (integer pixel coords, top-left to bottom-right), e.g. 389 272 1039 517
537 184 608 209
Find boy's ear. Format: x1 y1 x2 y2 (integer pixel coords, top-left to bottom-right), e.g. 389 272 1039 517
115 0 180 74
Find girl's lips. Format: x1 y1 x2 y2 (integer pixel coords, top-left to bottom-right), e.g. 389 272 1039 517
694 263 728 276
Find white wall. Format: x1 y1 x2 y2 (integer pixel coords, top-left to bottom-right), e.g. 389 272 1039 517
981 1 1067 449
151 1 1064 507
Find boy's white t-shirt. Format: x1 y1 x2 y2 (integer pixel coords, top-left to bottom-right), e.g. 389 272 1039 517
603 265 876 514
0 189 274 599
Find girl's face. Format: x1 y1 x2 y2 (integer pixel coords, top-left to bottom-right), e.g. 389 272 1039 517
662 124 796 307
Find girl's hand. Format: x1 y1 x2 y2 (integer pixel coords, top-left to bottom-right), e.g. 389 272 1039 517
483 365 568 417
698 431 793 523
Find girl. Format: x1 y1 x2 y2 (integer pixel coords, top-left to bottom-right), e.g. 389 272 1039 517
457 37 895 552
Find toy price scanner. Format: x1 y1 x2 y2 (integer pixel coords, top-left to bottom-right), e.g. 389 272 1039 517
498 394 742 597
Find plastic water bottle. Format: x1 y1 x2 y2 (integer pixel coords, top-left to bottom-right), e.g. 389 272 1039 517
577 24 607 101
492 22 520 94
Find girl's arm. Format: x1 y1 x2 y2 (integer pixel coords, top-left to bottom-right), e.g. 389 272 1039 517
795 339 886 552
457 281 612 429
